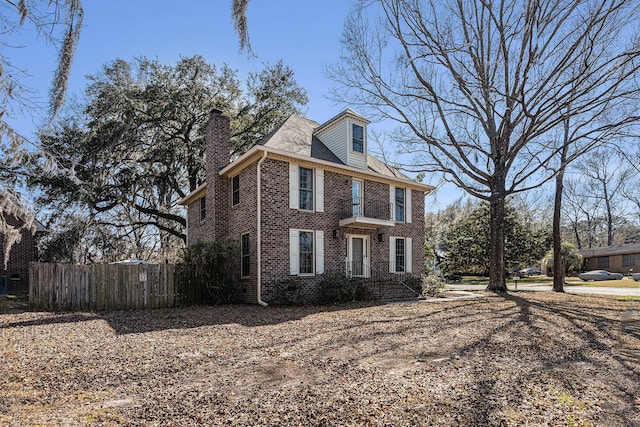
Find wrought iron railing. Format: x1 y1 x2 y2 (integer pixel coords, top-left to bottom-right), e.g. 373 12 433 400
340 197 392 221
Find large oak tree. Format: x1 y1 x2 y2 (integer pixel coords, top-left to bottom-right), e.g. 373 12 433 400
34 56 307 261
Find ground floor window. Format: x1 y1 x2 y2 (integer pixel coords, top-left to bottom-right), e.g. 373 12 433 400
289 229 324 275
597 256 609 269
389 236 412 274
623 254 636 267
241 233 250 277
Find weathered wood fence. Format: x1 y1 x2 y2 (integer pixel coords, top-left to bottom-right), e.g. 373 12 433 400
29 263 180 311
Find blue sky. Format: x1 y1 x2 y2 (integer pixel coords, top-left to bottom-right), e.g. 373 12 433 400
9 0 462 209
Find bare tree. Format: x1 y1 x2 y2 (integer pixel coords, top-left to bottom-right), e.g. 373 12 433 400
574 149 634 246
329 0 640 292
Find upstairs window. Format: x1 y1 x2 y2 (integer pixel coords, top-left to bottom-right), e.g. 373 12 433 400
352 124 364 153
299 167 314 211
199 197 206 222
395 188 405 222
232 174 240 206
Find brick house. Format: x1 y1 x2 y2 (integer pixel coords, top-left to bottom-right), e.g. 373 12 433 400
0 214 46 293
180 109 433 304
580 243 640 275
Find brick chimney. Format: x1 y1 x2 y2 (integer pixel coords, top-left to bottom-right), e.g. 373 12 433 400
205 109 231 241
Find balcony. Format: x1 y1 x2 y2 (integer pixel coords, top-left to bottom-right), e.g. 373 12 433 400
339 197 395 229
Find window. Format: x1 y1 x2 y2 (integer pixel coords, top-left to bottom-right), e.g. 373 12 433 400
299 167 314 211
623 254 636 267
199 197 206 222
241 233 250 277
395 238 405 272
290 164 324 212
299 231 314 274
395 188 405 222
290 229 324 276
597 256 609 269
352 124 364 153
232 175 240 206
389 236 412 274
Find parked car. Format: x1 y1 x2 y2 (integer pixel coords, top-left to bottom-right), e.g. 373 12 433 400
632 273 640 281
444 273 462 282
519 268 542 276
578 270 624 281
110 259 155 265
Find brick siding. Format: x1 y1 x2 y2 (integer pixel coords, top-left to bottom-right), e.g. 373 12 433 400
185 111 426 304
0 215 39 293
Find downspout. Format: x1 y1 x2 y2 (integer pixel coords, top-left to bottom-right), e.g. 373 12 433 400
256 150 268 306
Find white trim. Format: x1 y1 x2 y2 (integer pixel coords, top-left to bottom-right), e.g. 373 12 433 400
217 145 434 193
289 163 299 209
389 185 396 221
406 188 412 223
315 230 324 274
406 237 413 274
316 169 324 213
347 234 370 278
289 229 299 275
389 236 396 273
256 151 268 306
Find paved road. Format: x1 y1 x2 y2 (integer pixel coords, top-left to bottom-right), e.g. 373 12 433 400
446 282 640 297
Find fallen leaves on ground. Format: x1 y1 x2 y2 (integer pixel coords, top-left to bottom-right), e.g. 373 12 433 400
1 292 638 426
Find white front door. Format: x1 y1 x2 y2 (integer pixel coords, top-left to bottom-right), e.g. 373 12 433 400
347 235 370 278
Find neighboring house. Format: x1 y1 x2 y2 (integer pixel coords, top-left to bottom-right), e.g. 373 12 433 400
580 243 640 274
0 214 46 293
180 108 433 304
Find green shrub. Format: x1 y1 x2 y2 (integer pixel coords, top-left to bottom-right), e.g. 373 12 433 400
268 275 303 305
177 240 240 305
404 275 423 295
423 274 446 296
318 271 369 304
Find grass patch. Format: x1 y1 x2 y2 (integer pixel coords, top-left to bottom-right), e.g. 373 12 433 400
565 277 640 288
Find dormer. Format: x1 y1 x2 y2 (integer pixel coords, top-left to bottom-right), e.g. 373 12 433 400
313 109 370 169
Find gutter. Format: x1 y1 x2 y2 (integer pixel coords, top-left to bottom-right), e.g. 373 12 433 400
256 151 268 306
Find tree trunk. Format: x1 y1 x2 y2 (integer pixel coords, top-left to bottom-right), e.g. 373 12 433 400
552 170 565 292
487 191 508 293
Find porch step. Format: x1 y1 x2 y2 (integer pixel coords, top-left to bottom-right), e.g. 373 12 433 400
364 281 421 301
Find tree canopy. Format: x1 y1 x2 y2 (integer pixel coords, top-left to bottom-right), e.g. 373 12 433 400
439 202 551 275
0 0 83 266
33 56 308 262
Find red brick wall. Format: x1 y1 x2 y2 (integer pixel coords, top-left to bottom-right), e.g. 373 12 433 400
0 215 39 293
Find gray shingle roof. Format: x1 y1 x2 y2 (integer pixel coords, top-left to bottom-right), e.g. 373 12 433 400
580 242 640 257
261 114 410 180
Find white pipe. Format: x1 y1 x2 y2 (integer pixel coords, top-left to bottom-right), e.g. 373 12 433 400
256 151 268 306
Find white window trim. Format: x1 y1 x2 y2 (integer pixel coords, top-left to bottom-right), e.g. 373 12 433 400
290 228 324 276
289 163 324 213
389 236 412 274
389 185 412 223
351 123 365 154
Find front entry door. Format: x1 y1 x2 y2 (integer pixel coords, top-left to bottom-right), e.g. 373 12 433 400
347 235 370 278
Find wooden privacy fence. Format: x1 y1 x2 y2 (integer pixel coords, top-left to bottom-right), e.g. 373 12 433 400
30 263 180 311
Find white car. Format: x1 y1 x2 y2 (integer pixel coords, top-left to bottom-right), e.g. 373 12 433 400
632 273 640 281
578 270 624 281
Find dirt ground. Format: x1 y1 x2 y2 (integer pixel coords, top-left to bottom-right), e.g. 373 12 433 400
1 291 639 426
